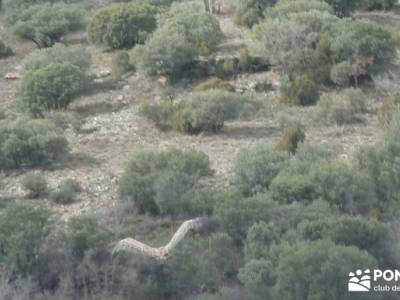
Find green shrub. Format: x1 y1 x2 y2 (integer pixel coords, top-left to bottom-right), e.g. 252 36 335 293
50 179 81 205
306 34 333 85
330 61 352 87
283 76 319 106
131 27 196 79
0 204 51 277
234 7 262 28
12 3 83 48
275 127 305 154
234 0 277 28
23 43 91 72
329 19 396 84
238 258 275 299
21 173 48 198
19 62 90 115
355 128 400 215
172 90 246 134
193 77 235 92
216 58 238 78
315 88 367 125
119 148 213 216
378 92 400 127
0 40 13 58
234 145 290 196
65 215 111 260
161 6 222 56
214 191 277 242
87 3 157 49
361 0 397 10
111 51 133 80
308 161 377 214
0 117 69 170
244 221 280 261
139 100 175 131
274 240 378 300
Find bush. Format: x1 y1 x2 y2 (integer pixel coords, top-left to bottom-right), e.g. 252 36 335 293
235 0 277 28
0 40 13 58
214 190 277 242
87 3 157 49
172 91 246 134
23 43 91 72
244 221 280 261
193 77 235 92
315 88 367 125
378 92 400 127
355 128 400 215
65 215 111 260
0 204 51 277
234 145 289 196
19 62 90 115
274 240 378 300
330 61 352 87
329 19 396 84
283 76 319 106
162 6 222 56
131 26 196 79
111 51 133 80
119 148 213 215
361 0 397 10
139 100 175 131
21 173 48 198
0 117 69 170
308 161 377 214
275 127 305 154
50 179 81 205
12 3 83 48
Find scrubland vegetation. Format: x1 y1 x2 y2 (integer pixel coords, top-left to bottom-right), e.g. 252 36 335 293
1 0 400 299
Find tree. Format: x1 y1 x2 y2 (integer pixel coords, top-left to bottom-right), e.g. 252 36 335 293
13 3 82 48
87 2 157 49
0 204 51 277
19 62 90 115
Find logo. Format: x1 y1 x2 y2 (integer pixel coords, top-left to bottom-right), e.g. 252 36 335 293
348 269 371 292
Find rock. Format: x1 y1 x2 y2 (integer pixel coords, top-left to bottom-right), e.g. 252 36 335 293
96 69 111 78
117 95 124 101
5 72 22 80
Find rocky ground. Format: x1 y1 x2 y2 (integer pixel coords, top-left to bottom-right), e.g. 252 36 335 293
0 8 395 222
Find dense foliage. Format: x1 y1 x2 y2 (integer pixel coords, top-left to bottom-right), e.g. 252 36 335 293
19 62 90 114
87 2 158 49
0 117 69 170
